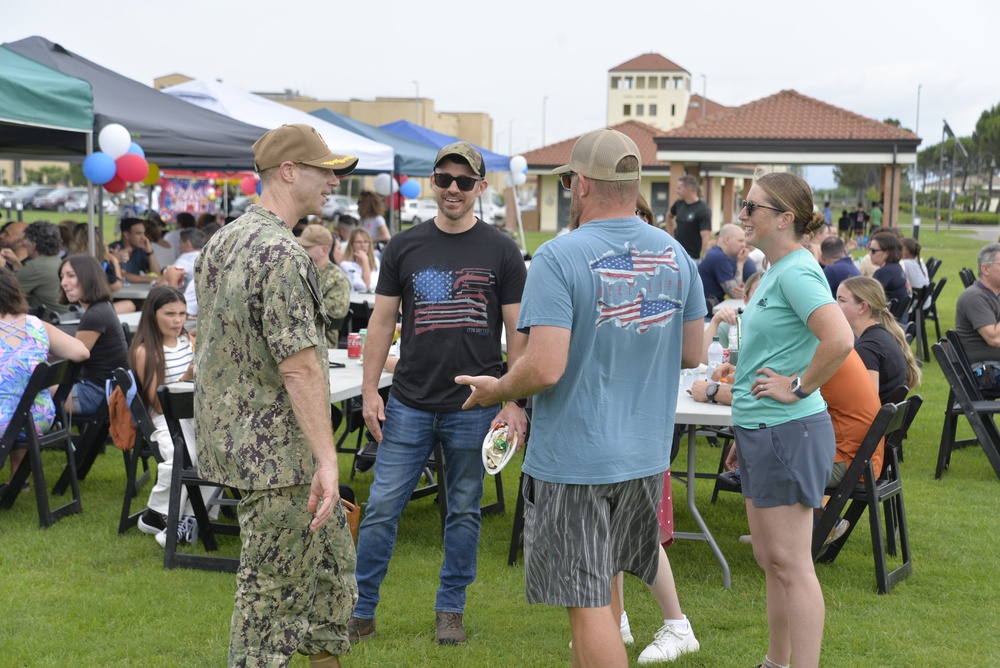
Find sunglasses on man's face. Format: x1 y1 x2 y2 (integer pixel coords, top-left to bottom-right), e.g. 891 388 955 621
559 172 576 190
432 173 482 191
740 200 786 216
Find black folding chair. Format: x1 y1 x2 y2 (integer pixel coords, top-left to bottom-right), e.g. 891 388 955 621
921 277 947 361
113 368 159 534
157 384 240 572
932 337 1000 482
0 360 83 527
813 396 922 594
959 267 976 289
925 257 942 281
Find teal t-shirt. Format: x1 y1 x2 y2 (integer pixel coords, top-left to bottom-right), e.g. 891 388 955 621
732 248 833 428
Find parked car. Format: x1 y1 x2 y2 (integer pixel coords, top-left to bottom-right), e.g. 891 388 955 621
400 198 439 224
321 194 357 219
2 185 54 210
32 187 78 211
63 189 118 214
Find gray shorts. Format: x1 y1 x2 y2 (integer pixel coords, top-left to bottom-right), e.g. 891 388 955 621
734 411 835 509
521 473 662 608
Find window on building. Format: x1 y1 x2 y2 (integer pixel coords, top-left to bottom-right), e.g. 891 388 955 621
623 104 631 116
661 76 669 88
674 77 683 89
648 77 658 90
671 104 676 116
611 76 620 89
649 104 657 116
622 77 633 89
636 76 645 89
636 104 644 116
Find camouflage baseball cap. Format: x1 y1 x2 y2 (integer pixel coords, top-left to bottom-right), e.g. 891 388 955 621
551 128 641 182
252 124 359 175
296 224 334 248
434 141 486 177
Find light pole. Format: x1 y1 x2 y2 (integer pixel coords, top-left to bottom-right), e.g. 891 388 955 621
542 96 549 147
412 80 419 125
912 84 921 239
700 74 707 118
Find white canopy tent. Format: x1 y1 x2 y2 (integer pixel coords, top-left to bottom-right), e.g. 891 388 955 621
161 79 395 173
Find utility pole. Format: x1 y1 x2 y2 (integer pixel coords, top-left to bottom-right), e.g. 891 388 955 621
912 85 921 239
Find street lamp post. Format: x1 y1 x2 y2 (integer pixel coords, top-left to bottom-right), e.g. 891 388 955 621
912 84 921 239
700 74 707 118
542 96 549 147
412 81 419 125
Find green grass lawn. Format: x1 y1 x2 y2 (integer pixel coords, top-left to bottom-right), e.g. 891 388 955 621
3 223 1000 666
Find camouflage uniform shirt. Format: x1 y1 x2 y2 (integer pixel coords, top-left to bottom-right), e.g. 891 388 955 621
317 260 350 348
194 204 329 490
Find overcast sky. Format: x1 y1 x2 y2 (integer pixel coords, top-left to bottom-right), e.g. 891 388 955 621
4 0 996 189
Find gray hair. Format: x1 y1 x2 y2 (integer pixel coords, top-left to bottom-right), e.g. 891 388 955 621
24 221 63 257
979 243 1000 276
179 228 206 249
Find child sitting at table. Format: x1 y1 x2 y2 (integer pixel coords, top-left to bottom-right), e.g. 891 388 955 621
129 286 212 547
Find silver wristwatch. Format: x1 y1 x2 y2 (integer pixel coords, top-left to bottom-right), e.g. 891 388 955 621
790 376 811 399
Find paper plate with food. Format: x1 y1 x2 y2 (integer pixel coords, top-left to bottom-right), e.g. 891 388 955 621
482 422 518 475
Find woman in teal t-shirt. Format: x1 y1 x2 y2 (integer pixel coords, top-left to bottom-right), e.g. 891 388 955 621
731 172 854 668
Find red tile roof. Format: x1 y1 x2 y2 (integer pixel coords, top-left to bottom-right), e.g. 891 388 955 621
684 95 730 125
522 121 669 168
610 53 688 73
664 89 919 141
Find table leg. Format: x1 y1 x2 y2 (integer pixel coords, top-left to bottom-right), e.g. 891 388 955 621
672 424 732 589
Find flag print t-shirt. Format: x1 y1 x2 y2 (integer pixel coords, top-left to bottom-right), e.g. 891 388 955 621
376 218 527 412
517 216 706 485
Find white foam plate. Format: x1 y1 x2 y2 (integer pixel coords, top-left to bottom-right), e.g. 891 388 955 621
482 424 518 475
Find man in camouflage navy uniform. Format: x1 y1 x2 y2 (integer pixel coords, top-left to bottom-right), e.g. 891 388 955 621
194 124 359 668
296 223 351 348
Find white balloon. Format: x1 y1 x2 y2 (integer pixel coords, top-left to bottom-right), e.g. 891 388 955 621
373 173 396 197
509 155 527 174
502 173 514 188
98 123 132 159
512 171 527 186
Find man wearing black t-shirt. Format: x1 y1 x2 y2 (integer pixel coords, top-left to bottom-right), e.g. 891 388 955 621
353 142 528 646
666 175 712 260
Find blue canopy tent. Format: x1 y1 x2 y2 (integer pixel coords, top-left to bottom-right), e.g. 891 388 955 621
378 120 510 173
310 109 438 176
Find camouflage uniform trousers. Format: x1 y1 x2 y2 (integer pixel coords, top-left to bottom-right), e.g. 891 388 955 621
229 484 357 667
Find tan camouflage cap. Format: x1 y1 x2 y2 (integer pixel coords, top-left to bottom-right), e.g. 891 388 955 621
434 141 486 177
253 124 359 175
551 128 641 182
296 224 334 248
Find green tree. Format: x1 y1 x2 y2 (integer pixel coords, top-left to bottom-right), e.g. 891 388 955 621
972 103 1000 212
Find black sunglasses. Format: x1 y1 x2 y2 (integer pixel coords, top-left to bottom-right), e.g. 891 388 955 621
741 200 786 216
432 173 482 191
559 172 576 190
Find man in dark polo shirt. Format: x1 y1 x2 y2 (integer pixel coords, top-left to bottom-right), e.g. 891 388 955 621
820 237 861 298
956 243 1000 384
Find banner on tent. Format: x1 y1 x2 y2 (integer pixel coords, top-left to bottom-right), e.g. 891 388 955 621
160 179 217 218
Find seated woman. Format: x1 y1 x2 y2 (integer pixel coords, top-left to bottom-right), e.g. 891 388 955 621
702 271 763 365
868 231 910 318
58 254 129 416
901 237 931 310
0 267 89 490
836 276 921 402
339 228 379 293
129 286 212 546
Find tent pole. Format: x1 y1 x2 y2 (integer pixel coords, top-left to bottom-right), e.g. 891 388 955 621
86 132 96 257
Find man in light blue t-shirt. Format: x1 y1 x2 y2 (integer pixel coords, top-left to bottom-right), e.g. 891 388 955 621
456 129 705 667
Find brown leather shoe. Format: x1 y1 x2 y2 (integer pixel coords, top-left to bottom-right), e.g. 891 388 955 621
347 616 376 644
435 612 466 645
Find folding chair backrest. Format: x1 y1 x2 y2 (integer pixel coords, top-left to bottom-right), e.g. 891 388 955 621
113 368 164 463
960 267 976 289
0 359 71 453
926 257 941 281
945 330 992 402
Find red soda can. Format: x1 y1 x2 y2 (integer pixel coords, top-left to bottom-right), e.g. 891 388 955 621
347 333 362 359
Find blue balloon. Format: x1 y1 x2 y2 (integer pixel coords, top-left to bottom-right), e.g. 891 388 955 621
127 142 145 158
82 151 117 185
256 180 263 196
399 180 421 199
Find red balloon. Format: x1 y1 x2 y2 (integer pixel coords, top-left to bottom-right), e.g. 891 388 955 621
116 153 149 183
240 176 258 196
104 175 127 193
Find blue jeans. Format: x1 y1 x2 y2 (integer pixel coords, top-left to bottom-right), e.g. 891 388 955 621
353 395 498 619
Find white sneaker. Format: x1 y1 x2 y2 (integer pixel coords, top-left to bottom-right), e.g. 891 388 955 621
620 610 634 645
154 528 167 549
568 610 634 648
638 622 700 664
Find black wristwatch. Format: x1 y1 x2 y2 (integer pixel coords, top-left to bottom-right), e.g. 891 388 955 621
706 383 720 404
790 376 811 399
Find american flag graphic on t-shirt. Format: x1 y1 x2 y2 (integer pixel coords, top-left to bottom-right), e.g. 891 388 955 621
590 245 679 287
595 291 681 333
413 267 494 334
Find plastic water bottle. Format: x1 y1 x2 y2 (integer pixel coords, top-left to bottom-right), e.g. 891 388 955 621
707 336 724 376
728 314 741 366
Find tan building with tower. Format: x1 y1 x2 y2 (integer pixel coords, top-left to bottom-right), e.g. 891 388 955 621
607 53 695 133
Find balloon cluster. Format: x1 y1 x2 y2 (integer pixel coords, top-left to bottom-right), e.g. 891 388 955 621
240 176 262 197
504 155 528 187
373 173 399 197
82 124 160 193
